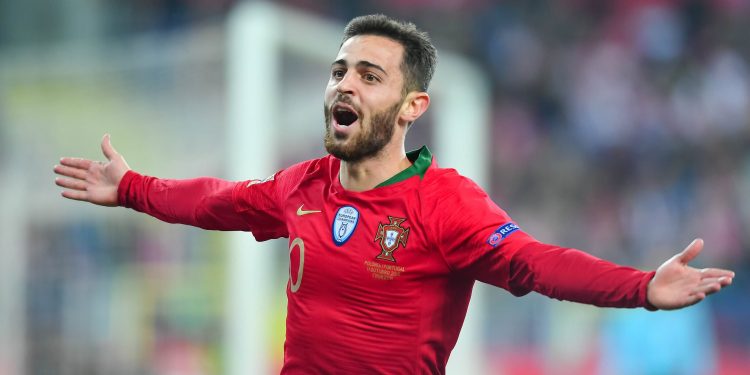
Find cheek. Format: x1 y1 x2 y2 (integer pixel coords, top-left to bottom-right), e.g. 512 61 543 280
324 85 337 103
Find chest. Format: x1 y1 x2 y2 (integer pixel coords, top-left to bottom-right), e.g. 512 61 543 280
281 181 449 298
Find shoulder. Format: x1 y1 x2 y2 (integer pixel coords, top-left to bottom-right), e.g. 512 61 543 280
235 155 333 202
418 165 502 230
275 154 335 183
421 165 489 202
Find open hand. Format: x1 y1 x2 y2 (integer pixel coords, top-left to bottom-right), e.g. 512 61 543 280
54 134 130 207
647 239 734 310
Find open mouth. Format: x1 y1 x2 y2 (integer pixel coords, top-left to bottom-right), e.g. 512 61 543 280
332 103 359 126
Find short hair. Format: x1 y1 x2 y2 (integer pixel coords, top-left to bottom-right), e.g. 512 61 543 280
342 14 437 93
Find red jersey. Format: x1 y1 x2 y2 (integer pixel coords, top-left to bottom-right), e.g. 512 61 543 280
118 146 656 374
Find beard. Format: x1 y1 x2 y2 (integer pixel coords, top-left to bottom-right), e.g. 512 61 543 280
323 98 402 162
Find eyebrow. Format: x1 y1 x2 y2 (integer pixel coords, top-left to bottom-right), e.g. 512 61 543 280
332 59 389 76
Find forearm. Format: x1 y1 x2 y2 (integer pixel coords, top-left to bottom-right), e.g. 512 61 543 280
508 242 656 309
118 170 250 231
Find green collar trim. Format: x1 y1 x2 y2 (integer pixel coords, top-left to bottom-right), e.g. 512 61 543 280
376 146 432 188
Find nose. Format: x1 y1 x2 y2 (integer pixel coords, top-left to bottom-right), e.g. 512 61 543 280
335 71 356 95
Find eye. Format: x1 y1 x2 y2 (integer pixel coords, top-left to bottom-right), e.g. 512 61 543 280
363 73 379 82
332 69 345 79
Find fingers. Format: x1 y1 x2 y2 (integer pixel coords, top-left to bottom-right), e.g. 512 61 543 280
59 157 93 170
677 238 704 264
699 277 730 287
54 164 88 180
101 134 118 161
55 177 87 191
61 189 90 202
700 268 736 279
677 292 707 309
687 293 705 306
693 276 733 298
715 276 734 289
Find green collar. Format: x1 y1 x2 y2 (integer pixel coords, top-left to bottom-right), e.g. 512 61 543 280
375 146 432 188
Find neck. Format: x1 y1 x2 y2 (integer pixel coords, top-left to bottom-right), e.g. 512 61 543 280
339 142 411 192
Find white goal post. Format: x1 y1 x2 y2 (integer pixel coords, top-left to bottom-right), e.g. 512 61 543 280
226 3 492 374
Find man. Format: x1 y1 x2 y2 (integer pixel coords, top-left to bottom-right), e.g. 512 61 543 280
54 14 734 374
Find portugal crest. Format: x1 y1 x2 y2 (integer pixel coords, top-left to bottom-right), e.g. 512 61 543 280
374 216 410 262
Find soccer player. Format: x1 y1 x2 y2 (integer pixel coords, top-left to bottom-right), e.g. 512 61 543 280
54 15 734 374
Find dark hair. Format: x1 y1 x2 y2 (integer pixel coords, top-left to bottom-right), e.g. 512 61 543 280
342 14 437 93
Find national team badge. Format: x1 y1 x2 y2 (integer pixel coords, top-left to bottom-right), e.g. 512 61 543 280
332 205 359 246
374 216 410 262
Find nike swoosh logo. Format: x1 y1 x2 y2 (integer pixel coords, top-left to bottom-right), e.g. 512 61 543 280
297 204 321 216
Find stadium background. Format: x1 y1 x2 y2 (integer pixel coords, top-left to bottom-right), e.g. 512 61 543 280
1 0 748 374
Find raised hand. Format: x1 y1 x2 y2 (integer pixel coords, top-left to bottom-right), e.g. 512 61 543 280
647 239 735 310
54 134 131 207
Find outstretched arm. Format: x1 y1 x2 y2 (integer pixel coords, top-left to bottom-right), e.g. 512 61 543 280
500 236 734 310
54 134 130 206
54 134 252 231
647 238 734 310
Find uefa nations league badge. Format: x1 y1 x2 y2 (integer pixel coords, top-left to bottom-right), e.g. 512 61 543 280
332 205 359 246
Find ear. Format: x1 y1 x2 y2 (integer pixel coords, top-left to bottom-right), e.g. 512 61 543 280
399 91 430 124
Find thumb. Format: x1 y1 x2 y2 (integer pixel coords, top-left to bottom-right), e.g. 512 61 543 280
677 238 703 265
101 134 119 161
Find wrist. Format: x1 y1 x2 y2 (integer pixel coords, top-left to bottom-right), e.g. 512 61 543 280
643 271 659 311
117 170 138 207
